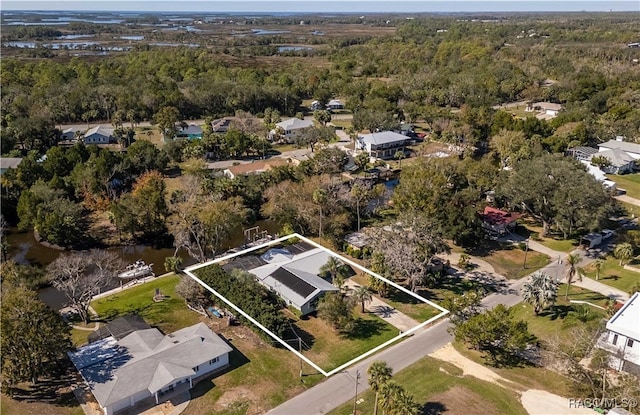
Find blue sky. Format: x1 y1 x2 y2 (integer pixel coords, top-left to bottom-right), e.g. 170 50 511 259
1 1 638 13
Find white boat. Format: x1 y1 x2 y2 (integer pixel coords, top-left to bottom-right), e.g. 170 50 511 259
118 260 154 279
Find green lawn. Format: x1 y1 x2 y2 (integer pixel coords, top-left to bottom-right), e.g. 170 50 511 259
475 244 550 279
618 200 640 218
607 173 640 200
293 308 400 372
91 274 200 334
509 284 609 340
330 119 352 129
581 256 640 294
329 355 527 415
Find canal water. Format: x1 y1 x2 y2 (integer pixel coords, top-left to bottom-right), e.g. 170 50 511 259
5 219 280 309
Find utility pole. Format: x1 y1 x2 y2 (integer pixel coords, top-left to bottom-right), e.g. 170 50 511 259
352 369 360 415
523 238 529 269
299 337 303 377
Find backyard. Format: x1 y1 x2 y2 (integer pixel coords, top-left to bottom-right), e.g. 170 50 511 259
581 255 640 294
517 219 578 253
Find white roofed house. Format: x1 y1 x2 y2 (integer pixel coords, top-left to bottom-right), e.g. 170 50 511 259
83 126 114 145
247 247 341 315
68 322 232 415
355 131 410 159
598 138 640 160
597 292 640 375
593 148 635 174
270 118 313 143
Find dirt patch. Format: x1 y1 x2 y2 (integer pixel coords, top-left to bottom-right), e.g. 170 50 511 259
430 343 508 386
521 390 594 415
423 385 505 415
212 387 255 413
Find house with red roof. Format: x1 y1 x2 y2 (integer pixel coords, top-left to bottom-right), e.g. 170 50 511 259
480 206 523 237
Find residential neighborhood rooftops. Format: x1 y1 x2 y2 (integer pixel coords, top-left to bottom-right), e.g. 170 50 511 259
606 292 639 341
0 157 23 170
358 131 409 145
223 158 289 179
69 323 232 408
275 118 313 130
84 125 114 137
598 139 640 155
480 206 523 226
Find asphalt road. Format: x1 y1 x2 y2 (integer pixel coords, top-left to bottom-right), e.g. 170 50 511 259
268 279 525 415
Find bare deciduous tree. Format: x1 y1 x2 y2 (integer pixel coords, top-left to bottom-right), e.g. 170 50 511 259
48 250 124 324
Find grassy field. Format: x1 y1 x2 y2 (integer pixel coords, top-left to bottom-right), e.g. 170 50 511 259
91 274 201 334
517 220 578 253
509 284 609 340
293 308 400 371
1 392 84 415
473 244 550 279
328 355 527 415
581 255 640 294
607 173 640 200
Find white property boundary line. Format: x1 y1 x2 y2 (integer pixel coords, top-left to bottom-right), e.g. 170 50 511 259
184 233 449 377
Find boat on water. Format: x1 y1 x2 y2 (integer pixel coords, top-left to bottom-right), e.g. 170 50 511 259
118 260 154 279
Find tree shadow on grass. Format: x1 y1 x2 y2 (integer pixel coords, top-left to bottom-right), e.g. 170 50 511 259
341 318 387 340
422 402 447 415
6 359 79 407
538 305 572 320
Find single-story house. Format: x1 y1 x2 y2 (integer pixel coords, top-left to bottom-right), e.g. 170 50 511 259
525 101 562 117
597 292 640 374
326 99 345 110
0 157 22 175
566 146 598 162
61 128 77 141
223 158 289 179
88 314 152 344
211 117 234 133
69 322 232 415
310 100 323 111
176 124 203 140
83 126 114 145
248 247 340 315
598 138 640 160
480 206 523 237
595 148 635 174
270 118 313 143
355 131 410 159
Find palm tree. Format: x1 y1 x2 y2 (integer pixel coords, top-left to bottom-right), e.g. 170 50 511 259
395 390 421 415
312 188 327 237
521 271 558 315
368 361 393 415
614 243 633 266
394 150 405 168
564 253 582 300
593 258 604 281
320 256 350 286
378 380 404 415
352 285 373 313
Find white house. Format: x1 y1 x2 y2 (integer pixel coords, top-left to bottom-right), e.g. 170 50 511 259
270 118 313 143
355 131 410 159
326 99 345 110
69 323 232 415
526 101 562 118
594 148 635 174
597 292 640 374
598 138 640 160
248 247 340 315
83 126 114 145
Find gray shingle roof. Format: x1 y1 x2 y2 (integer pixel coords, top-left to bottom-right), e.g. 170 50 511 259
597 148 635 167
598 139 640 155
358 131 408 145
69 323 232 407
276 118 313 130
